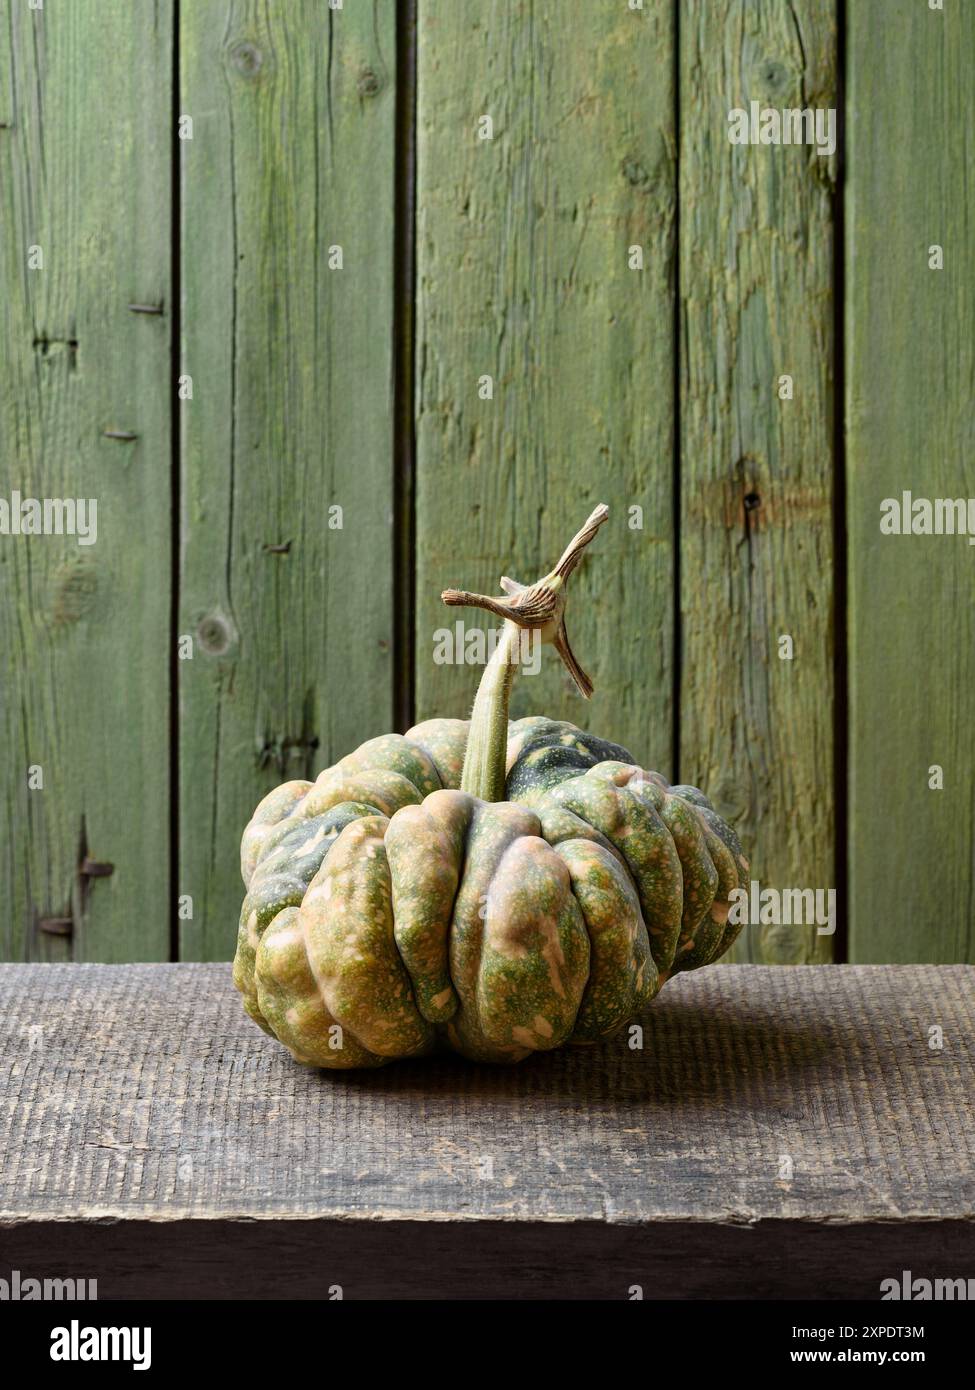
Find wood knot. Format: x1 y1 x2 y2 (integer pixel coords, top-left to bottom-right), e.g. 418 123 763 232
197 613 233 655
748 57 801 106
621 156 652 191
51 556 97 626
230 40 264 77
357 68 382 98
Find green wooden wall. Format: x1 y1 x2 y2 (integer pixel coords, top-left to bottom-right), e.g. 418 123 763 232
178 0 397 960
846 0 975 963
415 0 676 771
679 0 837 964
0 0 172 962
0 0 971 966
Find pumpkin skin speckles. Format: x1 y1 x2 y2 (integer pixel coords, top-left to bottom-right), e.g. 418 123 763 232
504 718 635 800
386 791 467 1024
469 830 590 1061
540 762 685 975
303 815 435 1061
233 800 378 1027
254 907 387 1070
233 716 748 1068
556 837 657 1041
405 718 469 789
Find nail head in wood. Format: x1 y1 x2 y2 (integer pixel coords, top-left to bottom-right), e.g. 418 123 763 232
37 917 74 937
80 858 114 879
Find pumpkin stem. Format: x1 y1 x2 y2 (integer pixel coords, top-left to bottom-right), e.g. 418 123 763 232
441 504 609 801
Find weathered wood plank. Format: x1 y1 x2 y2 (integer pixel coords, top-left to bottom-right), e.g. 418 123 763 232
414 0 677 769
679 1 837 963
178 0 398 959
846 1 975 963
5 1217 975 1302
2 963 972 1226
0 1 172 961
4 961 973 1295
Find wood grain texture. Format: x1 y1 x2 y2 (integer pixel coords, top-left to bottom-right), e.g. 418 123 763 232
178 0 397 959
5 1217 975 1302
2 963 972 1227
679 1 837 963
0 1 172 962
414 0 676 770
846 1 975 963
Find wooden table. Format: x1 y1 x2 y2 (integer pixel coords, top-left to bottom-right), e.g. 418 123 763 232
1 963 972 1300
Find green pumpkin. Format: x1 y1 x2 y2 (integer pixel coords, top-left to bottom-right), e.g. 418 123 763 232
233 508 748 1068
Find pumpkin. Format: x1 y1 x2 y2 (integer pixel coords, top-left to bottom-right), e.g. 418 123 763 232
233 507 748 1067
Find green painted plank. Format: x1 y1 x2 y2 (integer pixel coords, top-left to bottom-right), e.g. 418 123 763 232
679 1 837 963
179 0 397 959
415 0 676 770
847 1 975 963
0 0 172 962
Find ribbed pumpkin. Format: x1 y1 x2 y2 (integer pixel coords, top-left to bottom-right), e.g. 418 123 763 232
233 508 748 1067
